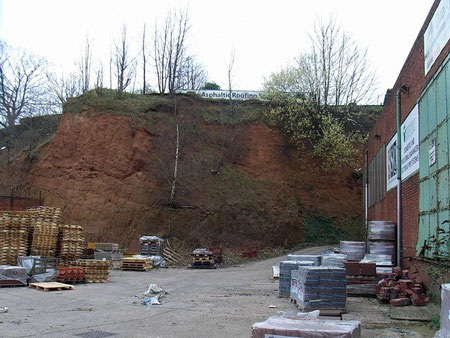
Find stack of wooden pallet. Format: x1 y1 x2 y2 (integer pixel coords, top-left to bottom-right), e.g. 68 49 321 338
73 259 109 282
0 212 31 265
27 206 62 224
121 257 152 271
31 222 59 257
191 248 216 269
57 225 85 265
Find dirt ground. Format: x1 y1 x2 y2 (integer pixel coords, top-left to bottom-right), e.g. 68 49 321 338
0 246 438 338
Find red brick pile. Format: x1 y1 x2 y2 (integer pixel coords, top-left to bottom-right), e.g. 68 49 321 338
376 267 429 306
57 267 86 284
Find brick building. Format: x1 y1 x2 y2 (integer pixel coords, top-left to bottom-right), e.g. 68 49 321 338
364 0 450 273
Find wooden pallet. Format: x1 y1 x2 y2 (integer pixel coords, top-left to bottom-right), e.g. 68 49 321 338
121 267 152 272
29 282 74 292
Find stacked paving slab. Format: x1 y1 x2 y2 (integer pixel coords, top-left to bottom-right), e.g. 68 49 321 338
279 260 315 298
297 266 347 311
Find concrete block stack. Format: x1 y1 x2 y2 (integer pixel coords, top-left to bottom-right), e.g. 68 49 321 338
279 260 314 298
340 241 366 261
376 267 429 306
252 315 361 337
435 284 450 338
360 254 393 274
92 243 123 270
286 254 321 266
296 266 347 311
321 253 347 267
345 261 378 284
139 236 164 256
367 221 396 263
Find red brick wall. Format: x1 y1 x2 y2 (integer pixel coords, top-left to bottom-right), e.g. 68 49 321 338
0 197 40 211
365 0 450 268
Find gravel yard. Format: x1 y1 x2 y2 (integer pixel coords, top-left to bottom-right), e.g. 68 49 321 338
0 246 437 337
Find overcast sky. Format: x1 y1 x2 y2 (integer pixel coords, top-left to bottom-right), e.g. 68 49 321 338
0 0 433 103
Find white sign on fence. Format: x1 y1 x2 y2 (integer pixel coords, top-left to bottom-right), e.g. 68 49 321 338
386 104 419 191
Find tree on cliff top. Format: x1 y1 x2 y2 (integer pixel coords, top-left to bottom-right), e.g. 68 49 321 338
114 26 136 99
0 41 50 133
153 8 190 95
262 17 375 169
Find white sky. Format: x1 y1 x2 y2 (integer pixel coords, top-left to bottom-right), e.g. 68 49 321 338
0 0 433 103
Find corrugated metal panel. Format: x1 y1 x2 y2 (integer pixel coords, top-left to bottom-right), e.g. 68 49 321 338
419 98 428 143
367 147 386 208
417 59 450 258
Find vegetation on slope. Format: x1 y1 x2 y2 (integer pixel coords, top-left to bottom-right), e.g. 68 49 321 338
1 90 378 248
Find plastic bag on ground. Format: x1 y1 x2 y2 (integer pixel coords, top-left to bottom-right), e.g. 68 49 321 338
142 294 162 306
143 283 165 296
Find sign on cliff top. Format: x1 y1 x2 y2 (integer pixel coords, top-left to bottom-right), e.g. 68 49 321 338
179 89 261 100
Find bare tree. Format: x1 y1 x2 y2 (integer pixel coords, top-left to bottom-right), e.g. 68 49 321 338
153 8 190 95
109 44 113 90
141 23 149 94
297 17 377 110
0 42 49 133
46 71 80 109
227 48 236 104
114 25 135 99
94 62 104 94
178 56 207 90
77 36 92 93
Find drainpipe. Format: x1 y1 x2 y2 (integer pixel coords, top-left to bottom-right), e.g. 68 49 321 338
396 86 408 267
365 150 369 253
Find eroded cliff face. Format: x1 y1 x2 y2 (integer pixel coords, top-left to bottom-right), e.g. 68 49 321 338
23 108 363 247
27 112 158 242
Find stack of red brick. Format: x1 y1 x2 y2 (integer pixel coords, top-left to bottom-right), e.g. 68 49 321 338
57 267 86 284
345 261 377 284
376 267 429 306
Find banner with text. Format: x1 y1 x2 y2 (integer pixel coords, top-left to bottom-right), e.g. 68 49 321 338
386 104 419 191
179 89 260 100
424 0 450 74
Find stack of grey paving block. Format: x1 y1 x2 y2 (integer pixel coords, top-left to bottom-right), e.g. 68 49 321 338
321 253 347 267
297 266 347 311
279 260 314 298
290 269 299 302
286 254 321 266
